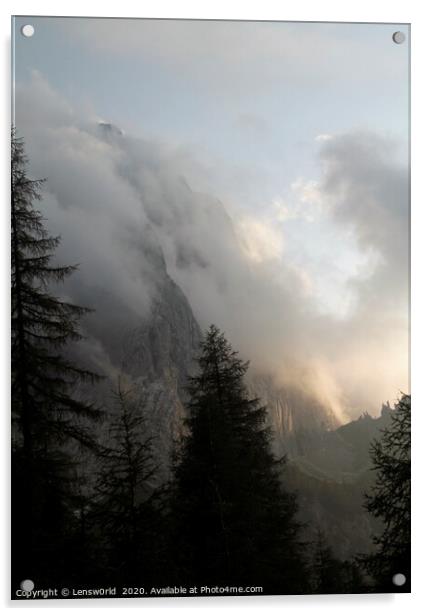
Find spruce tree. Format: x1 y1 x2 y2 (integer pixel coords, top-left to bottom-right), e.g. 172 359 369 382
310 529 346 594
11 130 101 584
170 325 307 593
11 130 100 453
361 393 411 591
94 381 163 585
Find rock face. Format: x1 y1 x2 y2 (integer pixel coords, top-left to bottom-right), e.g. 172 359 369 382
249 374 339 459
69 220 202 476
122 277 201 392
120 273 201 469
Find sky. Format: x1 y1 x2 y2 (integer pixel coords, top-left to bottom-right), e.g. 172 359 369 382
12 17 410 419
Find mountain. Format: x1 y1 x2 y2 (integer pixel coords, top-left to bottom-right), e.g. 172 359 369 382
291 404 393 481
282 407 393 560
69 221 392 561
73 215 339 467
120 271 201 467
67 222 202 477
250 374 340 459
283 462 379 561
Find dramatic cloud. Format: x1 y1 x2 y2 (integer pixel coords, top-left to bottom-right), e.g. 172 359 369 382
15 73 409 420
63 18 407 95
311 132 409 413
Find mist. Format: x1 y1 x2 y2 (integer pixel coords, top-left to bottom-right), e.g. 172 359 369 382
15 72 409 421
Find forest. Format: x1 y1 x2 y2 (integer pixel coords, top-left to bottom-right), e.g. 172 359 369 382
11 132 410 597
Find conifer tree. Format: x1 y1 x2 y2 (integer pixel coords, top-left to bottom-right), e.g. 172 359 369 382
94 381 163 584
361 393 411 591
11 130 101 584
11 130 100 454
170 325 307 593
310 529 346 594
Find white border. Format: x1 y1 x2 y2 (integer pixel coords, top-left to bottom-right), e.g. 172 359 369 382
2 1 427 614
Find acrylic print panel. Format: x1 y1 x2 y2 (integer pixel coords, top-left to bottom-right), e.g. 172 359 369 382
11 16 410 599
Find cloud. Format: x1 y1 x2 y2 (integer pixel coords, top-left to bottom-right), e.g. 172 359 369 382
320 132 408 254
236 216 284 263
315 134 333 142
317 131 409 315
57 18 408 98
15 73 409 420
293 132 409 413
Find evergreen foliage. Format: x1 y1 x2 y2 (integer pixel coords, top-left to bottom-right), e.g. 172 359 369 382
170 325 307 593
361 393 411 591
11 130 101 585
309 528 365 593
310 529 344 593
94 381 165 585
11 130 100 453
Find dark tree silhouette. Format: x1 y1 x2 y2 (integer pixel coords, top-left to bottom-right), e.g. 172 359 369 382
93 380 164 585
11 130 100 453
170 325 307 593
361 393 411 591
11 130 101 585
310 529 344 594
308 528 364 594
